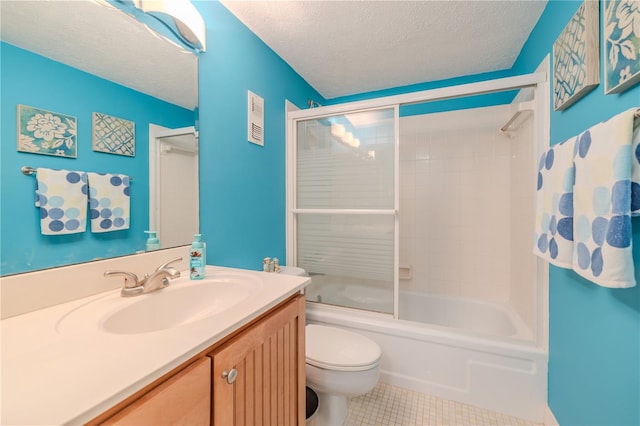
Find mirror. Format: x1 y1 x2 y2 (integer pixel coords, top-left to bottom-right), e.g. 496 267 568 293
0 0 199 276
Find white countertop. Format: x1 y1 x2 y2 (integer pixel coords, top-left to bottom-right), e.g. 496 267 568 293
1 265 310 425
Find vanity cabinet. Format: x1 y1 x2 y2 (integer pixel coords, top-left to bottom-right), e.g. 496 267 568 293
90 294 305 426
100 357 211 426
209 293 306 425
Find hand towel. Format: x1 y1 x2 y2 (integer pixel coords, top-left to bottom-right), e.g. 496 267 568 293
631 117 640 216
533 137 576 268
571 108 637 288
34 168 87 235
87 172 130 233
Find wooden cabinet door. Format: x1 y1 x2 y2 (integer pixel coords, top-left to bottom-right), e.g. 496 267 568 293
101 357 211 426
211 295 305 426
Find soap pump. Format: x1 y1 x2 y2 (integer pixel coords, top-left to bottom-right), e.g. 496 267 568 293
144 231 161 251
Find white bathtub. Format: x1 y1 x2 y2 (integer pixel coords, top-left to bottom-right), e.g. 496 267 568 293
306 283 533 340
305 284 547 422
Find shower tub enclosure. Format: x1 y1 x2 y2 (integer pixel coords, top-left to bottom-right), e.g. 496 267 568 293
287 71 549 422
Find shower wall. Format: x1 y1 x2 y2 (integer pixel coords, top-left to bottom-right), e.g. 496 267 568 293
399 104 537 334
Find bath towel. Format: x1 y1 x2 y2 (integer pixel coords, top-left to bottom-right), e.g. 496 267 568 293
571 108 637 288
34 168 88 235
533 137 575 268
87 172 130 233
631 117 640 216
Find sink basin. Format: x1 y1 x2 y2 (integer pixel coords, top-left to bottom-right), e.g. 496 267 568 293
56 272 262 335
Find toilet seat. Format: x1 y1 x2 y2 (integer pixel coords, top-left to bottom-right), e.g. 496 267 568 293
306 324 381 372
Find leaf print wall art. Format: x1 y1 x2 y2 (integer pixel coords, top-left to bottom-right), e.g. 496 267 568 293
552 0 600 111
92 112 135 157
604 0 640 94
17 104 77 158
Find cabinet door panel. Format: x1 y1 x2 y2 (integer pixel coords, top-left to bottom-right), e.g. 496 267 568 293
102 357 211 426
212 295 305 426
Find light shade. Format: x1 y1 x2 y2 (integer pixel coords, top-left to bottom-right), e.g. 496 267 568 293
134 0 206 52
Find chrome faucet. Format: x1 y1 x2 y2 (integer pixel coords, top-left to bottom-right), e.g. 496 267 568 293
104 256 183 297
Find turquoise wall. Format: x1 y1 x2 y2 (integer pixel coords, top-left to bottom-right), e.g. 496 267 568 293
512 2 640 425
327 69 518 117
0 42 194 275
194 1 324 270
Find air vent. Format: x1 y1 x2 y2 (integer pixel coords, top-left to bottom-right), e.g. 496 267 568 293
248 90 264 146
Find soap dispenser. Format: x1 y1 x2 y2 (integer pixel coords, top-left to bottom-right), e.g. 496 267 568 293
145 231 161 251
190 234 206 280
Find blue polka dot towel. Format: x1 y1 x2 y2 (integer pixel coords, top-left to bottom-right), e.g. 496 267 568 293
571 109 638 288
35 168 88 235
534 136 576 268
535 109 639 288
86 172 130 233
631 119 640 217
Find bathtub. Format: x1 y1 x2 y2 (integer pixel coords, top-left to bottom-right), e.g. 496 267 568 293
306 283 533 340
305 283 547 422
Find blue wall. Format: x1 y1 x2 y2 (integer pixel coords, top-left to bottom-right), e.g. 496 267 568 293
511 2 640 425
194 1 324 271
0 42 194 275
327 69 518 117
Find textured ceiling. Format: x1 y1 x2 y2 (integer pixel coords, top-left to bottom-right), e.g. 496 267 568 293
221 0 547 99
1 0 198 110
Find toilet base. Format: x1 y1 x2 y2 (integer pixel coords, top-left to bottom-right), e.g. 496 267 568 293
313 391 348 426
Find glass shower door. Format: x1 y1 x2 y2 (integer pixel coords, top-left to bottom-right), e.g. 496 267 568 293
293 108 397 314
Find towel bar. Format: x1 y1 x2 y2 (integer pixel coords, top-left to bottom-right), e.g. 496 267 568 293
21 166 132 181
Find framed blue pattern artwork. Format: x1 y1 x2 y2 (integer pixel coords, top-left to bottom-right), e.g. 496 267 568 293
552 0 600 111
92 112 135 156
17 104 77 158
604 0 640 94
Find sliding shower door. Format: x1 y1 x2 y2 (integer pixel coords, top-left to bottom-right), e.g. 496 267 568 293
292 108 397 314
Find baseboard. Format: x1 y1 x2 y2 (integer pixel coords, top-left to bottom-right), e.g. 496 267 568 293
544 405 559 426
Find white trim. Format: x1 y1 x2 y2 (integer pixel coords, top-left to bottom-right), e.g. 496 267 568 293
288 72 546 120
285 100 300 267
544 405 559 426
148 123 166 233
534 55 551 352
393 105 400 319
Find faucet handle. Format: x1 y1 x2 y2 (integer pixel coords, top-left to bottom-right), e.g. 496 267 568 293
104 271 140 288
155 256 183 271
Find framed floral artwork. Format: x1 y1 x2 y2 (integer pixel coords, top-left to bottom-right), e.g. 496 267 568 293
17 104 77 158
604 0 640 94
552 0 600 111
92 112 135 156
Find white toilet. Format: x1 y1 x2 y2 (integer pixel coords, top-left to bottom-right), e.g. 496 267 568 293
305 324 381 425
279 265 382 425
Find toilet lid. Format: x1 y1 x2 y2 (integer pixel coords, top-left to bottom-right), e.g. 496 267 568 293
306 324 381 372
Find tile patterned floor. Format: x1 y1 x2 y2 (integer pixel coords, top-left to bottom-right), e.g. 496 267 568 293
344 382 540 426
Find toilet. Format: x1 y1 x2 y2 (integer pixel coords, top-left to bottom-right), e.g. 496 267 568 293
279 265 382 425
305 324 381 425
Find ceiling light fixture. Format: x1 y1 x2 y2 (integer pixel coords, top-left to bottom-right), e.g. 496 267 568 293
133 0 206 52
